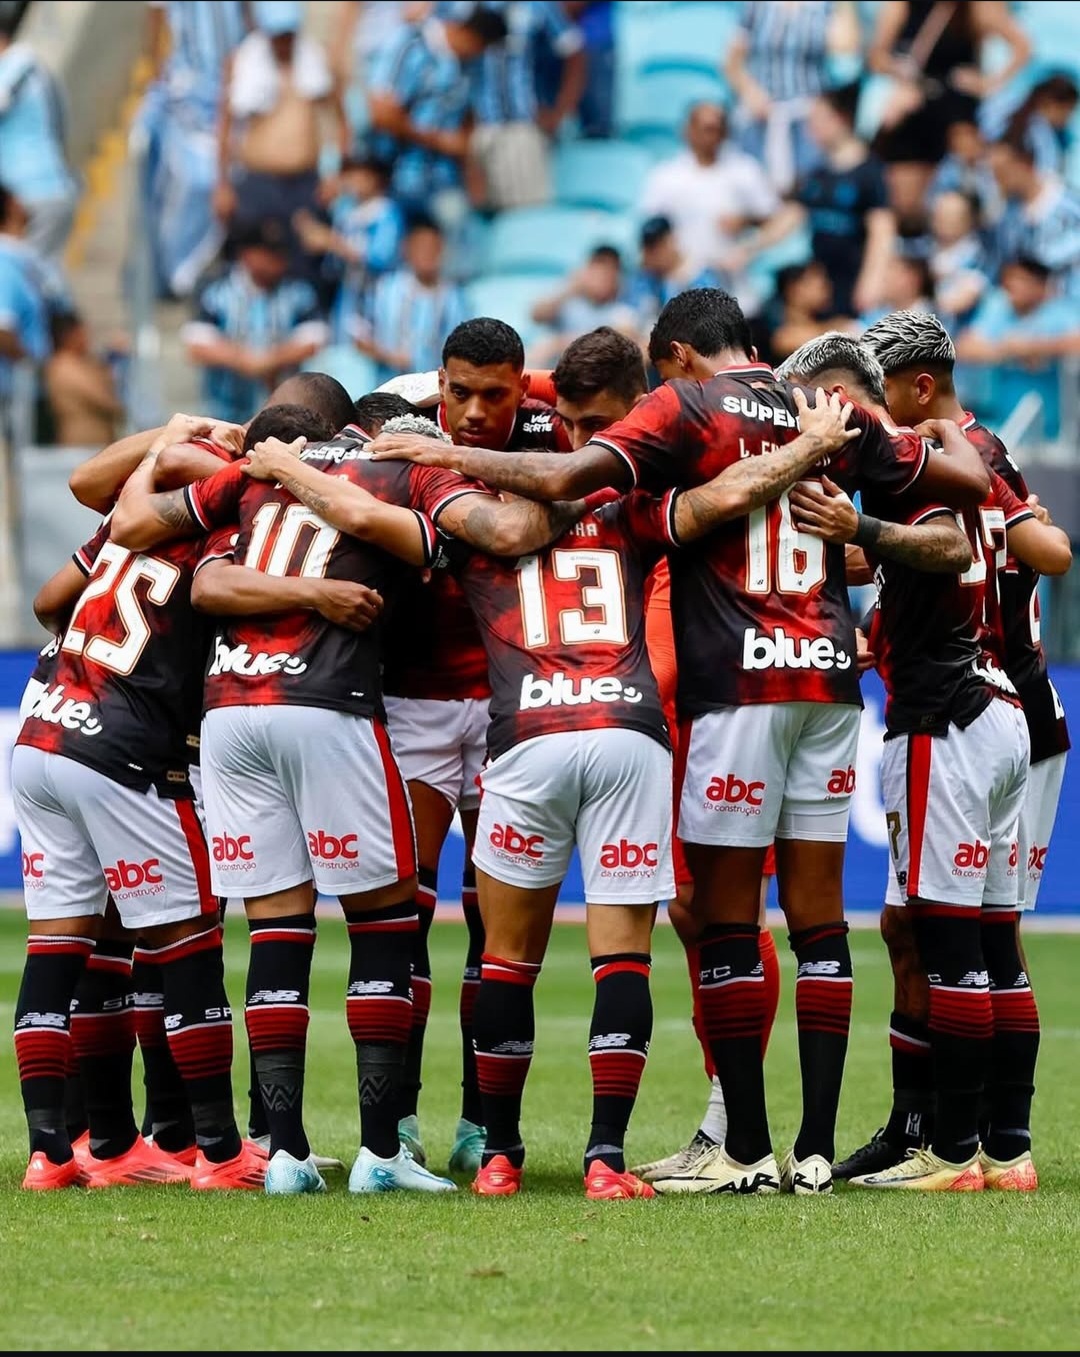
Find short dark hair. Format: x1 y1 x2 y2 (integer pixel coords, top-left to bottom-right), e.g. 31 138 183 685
775 260 821 302
49 309 83 348
0 184 15 222
818 80 861 127
590 244 622 267
994 130 1036 164
352 390 426 435
459 3 509 44
442 317 525 371
270 371 355 432
243 404 334 453
553 326 648 406
340 152 393 183
1004 253 1052 283
404 211 442 238
648 287 752 365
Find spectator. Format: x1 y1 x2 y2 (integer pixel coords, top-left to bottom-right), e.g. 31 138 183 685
858 253 934 327
183 217 330 424
625 215 719 336
639 101 780 317
139 0 250 298
724 0 861 194
351 215 466 385
928 188 989 328
529 243 638 364
957 254 1080 438
464 0 586 213
294 155 404 343
927 118 1001 220
367 4 508 223
736 83 895 318
547 2 615 140
216 0 347 284
333 2 432 86
987 131 1080 299
0 186 48 420
768 259 853 361
868 0 1030 233
44 310 125 448
1004 72 1080 177
0 9 79 269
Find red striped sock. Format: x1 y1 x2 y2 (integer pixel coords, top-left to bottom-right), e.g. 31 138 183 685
473 954 541 1167
791 921 853 1163
585 954 652 1174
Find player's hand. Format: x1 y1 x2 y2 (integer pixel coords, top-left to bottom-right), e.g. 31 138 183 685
162 413 217 444
793 386 859 453
789 475 859 543
1027 493 1052 525
855 626 876 674
312 580 384 632
369 432 458 466
244 436 306 480
913 417 959 444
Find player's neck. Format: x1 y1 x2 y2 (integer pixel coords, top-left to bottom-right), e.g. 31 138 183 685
926 396 965 423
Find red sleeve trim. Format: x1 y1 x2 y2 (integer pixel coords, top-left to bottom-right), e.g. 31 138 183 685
184 483 212 531
907 504 953 527
412 510 437 566
73 548 94 575
662 488 682 546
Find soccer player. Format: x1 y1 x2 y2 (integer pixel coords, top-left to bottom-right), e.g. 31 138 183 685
109 401 585 1194
240 380 860 1198
781 324 1071 1190
379 318 569 1173
12 427 265 1192
816 312 1073 1188
370 287 991 1195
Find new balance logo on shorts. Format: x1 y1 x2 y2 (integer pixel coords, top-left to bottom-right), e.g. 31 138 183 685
827 766 856 795
741 627 851 672
104 858 164 896
953 841 989 875
212 834 254 864
25 683 103 735
705 774 765 813
599 840 658 877
518 671 643 709
307 830 359 862
489 823 545 861
21 852 44 885
208 639 308 677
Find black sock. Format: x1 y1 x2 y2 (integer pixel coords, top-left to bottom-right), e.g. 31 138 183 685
71 936 138 1160
151 926 241 1164
345 902 416 1158
912 911 992 1164
246 914 316 1160
884 1011 933 1146
982 912 1040 1161
791 922 853 1163
400 867 436 1122
14 933 93 1162
64 1036 87 1142
247 1046 269 1140
131 952 195 1154
459 867 485 1126
697 923 770 1165
474 954 540 1169
584 954 652 1174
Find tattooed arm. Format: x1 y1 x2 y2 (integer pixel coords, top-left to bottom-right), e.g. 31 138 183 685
109 449 199 550
788 476 973 573
436 492 587 557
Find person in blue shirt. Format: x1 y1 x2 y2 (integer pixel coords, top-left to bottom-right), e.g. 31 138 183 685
350 214 467 385
988 130 1080 301
367 5 507 218
0 11 78 269
624 215 720 337
183 218 329 425
956 254 1080 440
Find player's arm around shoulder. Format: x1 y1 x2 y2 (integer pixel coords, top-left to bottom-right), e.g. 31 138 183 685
1003 488 1072 576
435 489 589 559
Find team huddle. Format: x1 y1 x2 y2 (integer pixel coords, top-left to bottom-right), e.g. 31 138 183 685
10 289 1070 1201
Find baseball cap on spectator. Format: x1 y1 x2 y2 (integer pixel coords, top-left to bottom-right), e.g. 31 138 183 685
640 215 674 249
252 0 302 35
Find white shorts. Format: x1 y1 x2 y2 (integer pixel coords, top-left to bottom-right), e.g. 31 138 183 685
677 702 861 848
1017 751 1067 912
881 698 1030 910
200 705 416 899
384 695 489 812
473 728 675 905
11 745 218 930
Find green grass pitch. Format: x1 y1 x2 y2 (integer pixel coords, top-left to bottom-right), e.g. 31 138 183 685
0 909 1077 1351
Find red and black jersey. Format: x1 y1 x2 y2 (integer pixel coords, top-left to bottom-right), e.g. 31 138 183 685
454 492 670 760
186 425 485 717
589 363 930 714
385 399 571 703
17 524 214 796
23 520 110 691
865 471 1032 738
963 414 1070 763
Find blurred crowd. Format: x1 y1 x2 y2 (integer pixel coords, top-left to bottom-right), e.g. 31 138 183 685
2 0 1080 445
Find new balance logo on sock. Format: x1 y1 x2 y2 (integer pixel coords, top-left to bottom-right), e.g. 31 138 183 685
249 989 302 1004
797 960 843 978
491 1039 534 1055
348 980 395 996
588 1032 633 1051
15 1010 66 1029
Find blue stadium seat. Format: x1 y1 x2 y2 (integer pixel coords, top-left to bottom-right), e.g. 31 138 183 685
615 2 738 84
462 273 564 347
485 205 638 275
617 68 728 141
302 344 377 400
552 138 654 212
745 222 814 297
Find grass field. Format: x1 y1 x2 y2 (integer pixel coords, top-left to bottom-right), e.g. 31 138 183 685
0 909 1078 1352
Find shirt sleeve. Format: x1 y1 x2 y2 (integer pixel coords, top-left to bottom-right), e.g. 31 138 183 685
615 489 681 562
850 406 931 496
585 382 686 493
193 526 240 575
538 0 586 56
73 519 112 574
184 461 246 531
286 281 330 346
182 280 227 346
861 156 889 212
992 470 1036 527
368 28 422 103
407 465 493 523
